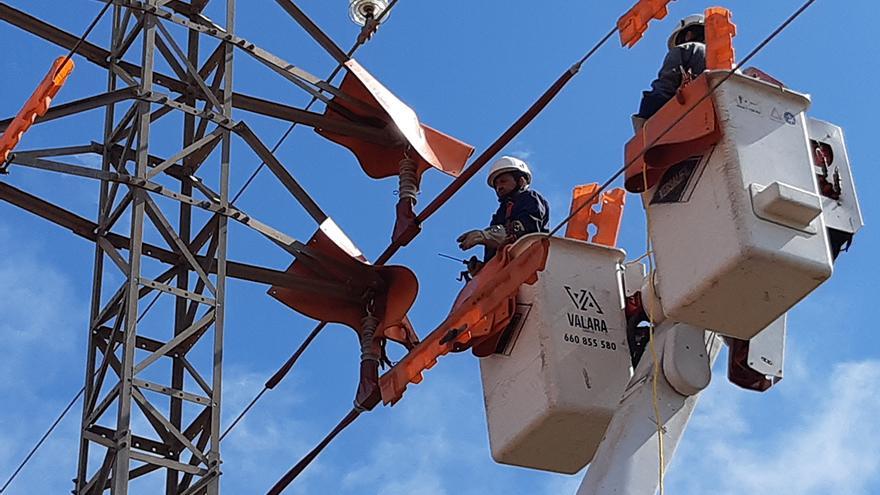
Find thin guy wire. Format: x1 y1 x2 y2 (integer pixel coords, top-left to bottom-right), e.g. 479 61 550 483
548 0 819 237
220 320 327 441
0 387 85 493
57 0 114 75
137 291 162 323
0 290 146 494
230 0 399 204
220 388 268 441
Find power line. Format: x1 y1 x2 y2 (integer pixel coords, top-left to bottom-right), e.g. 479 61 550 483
373 23 621 265
265 1 821 492
226 5 617 447
263 15 633 495
220 322 326 441
57 0 113 74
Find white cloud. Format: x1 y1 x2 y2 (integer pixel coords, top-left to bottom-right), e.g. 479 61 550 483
509 149 533 161
0 224 85 494
218 365 322 493
0 230 83 393
669 359 880 495
72 153 103 169
311 375 494 495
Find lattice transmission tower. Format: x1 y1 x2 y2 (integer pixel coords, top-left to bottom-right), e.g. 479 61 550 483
0 1 407 492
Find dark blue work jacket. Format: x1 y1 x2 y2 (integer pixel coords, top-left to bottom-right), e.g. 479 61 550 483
637 42 706 119
485 188 550 260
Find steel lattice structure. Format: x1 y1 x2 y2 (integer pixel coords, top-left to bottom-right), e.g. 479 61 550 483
0 1 402 493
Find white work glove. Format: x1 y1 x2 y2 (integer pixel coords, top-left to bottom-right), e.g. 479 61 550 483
457 225 509 250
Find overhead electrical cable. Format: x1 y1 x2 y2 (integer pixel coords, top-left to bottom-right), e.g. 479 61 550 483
0 388 84 494
263 1 821 492
0 274 170 493
373 24 619 265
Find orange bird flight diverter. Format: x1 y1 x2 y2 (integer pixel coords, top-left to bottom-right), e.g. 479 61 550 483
617 0 675 48
0 57 75 164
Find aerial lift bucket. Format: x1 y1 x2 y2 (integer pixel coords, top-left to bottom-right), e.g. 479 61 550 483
623 73 722 193
479 236 632 474
636 70 835 340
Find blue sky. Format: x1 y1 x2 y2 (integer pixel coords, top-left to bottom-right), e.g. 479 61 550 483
1 0 878 494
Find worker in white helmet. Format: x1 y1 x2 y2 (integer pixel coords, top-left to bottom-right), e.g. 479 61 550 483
457 156 550 265
632 14 707 130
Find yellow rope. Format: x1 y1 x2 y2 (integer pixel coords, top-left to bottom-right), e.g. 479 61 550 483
642 169 666 494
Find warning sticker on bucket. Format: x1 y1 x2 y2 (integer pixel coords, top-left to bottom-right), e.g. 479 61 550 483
650 149 713 205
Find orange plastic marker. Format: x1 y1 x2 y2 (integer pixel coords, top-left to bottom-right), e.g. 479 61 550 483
0 57 75 163
705 7 736 70
565 184 626 247
617 0 675 48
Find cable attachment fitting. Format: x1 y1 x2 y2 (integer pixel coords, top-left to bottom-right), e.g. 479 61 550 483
360 297 381 364
357 13 381 44
397 157 420 206
0 153 12 174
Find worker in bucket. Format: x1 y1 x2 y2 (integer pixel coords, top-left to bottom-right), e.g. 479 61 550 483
457 156 549 272
632 14 707 131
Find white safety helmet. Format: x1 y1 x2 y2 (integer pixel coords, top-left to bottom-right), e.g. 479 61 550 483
667 14 705 49
487 156 532 188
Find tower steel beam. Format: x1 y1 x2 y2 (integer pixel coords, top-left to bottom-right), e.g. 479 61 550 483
68 1 234 493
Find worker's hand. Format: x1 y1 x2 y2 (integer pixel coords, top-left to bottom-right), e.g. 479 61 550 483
458 226 510 250
458 225 510 250
457 230 485 250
